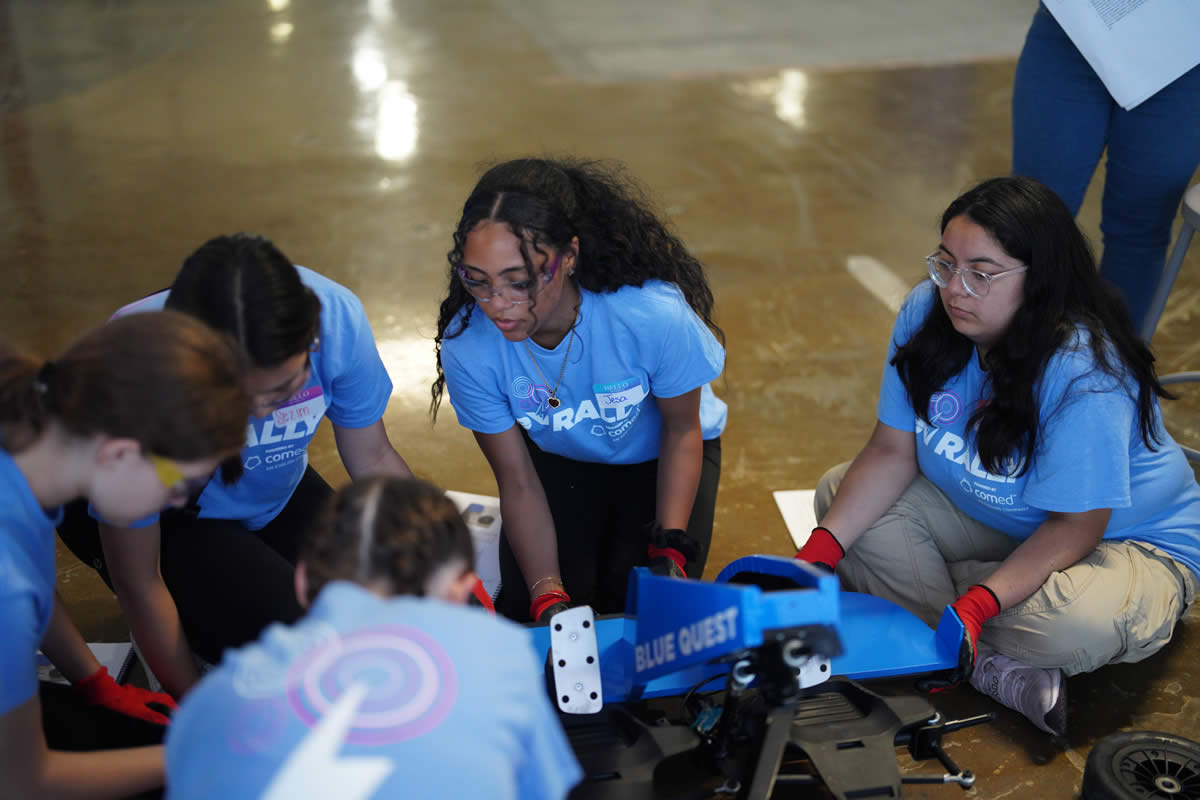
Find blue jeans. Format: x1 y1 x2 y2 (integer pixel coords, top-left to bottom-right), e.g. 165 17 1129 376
1012 3 1200 335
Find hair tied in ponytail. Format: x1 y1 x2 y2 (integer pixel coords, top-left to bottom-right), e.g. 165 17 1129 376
34 361 57 395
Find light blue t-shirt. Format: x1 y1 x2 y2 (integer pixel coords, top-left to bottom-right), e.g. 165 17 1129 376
165 582 582 800
441 280 727 465
0 449 63 714
109 267 393 530
878 282 1200 578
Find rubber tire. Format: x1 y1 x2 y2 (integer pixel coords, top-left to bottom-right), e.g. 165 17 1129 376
1082 730 1200 800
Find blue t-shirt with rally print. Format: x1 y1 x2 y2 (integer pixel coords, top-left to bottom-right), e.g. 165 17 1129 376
111 266 393 530
877 281 1200 578
441 280 726 465
165 582 582 800
0 449 63 714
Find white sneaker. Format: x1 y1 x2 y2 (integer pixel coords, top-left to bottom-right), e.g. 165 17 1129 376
969 645 1067 736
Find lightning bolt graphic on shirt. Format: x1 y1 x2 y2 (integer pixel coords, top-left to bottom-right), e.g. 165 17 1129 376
261 682 393 800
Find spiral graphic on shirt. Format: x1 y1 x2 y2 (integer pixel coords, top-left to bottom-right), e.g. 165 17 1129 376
511 376 534 399
928 390 963 425
511 376 552 412
286 625 458 745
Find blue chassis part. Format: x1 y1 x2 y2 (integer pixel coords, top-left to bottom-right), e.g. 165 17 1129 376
530 555 963 703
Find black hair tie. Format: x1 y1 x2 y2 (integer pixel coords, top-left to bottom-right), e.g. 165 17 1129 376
34 361 57 395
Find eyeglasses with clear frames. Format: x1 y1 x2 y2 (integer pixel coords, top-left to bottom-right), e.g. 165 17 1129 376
926 253 1028 299
457 254 561 305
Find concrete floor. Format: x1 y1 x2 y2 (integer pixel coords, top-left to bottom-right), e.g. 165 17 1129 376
3 0 1198 797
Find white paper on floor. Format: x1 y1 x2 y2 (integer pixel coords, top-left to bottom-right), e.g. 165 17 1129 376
772 489 818 550
445 489 503 601
38 642 136 685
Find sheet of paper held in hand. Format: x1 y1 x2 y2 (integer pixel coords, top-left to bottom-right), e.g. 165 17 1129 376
445 489 503 600
1044 0 1200 109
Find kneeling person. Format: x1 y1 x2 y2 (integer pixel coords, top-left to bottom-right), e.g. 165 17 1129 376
164 477 582 800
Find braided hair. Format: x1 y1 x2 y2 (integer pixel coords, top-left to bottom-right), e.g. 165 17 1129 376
299 477 474 604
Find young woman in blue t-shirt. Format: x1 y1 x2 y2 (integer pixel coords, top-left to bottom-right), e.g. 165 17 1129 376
165 477 581 800
56 234 414 699
798 176 1200 736
0 311 248 798
433 158 727 623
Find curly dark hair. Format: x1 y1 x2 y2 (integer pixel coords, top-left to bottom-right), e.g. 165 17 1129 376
893 176 1170 477
299 477 475 605
430 157 723 419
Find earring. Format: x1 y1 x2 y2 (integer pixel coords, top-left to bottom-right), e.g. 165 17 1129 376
568 268 575 277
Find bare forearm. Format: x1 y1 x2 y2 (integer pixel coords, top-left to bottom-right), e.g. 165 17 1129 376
817 444 919 551
346 443 413 480
115 582 199 698
3 700 163 800
36 746 164 799
335 421 414 480
655 426 703 530
498 483 562 593
41 593 102 685
981 517 1107 609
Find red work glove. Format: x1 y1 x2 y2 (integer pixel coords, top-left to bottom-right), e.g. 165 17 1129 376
74 666 176 725
794 527 845 573
918 584 1001 692
530 590 571 624
647 523 700 579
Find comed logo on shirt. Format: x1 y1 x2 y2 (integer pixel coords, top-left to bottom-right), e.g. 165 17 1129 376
915 417 1029 513
244 387 328 470
512 376 646 441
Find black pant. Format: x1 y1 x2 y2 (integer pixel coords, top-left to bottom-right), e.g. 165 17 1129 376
497 436 721 622
56 466 333 664
40 681 164 798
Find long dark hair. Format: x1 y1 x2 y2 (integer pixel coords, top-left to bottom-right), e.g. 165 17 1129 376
0 311 248 459
893 176 1169 476
165 233 321 368
430 157 722 418
299 477 474 604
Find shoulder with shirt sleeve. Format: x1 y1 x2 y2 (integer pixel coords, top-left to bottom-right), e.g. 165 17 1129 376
439 304 503 368
429 603 541 676
294 266 369 330
600 280 705 339
1038 325 1130 408
891 281 938 344
615 279 687 316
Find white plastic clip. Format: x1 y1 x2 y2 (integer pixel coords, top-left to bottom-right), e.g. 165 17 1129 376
549 606 603 714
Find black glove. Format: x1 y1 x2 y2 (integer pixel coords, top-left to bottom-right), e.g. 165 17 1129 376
539 602 570 622
646 522 701 579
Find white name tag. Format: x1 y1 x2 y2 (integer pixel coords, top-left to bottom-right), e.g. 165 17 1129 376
593 382 647 411
273 387 327 427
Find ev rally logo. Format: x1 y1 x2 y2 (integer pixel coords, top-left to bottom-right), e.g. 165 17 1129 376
511 375 647 441
928 390 963 425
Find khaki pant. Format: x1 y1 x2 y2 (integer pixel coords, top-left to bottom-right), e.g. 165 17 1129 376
816 462 1198 676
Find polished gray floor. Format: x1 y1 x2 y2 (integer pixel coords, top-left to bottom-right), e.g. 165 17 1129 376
2 1 1198 796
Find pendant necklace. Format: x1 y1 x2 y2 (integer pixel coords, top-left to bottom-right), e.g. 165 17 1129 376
524 326 576 409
